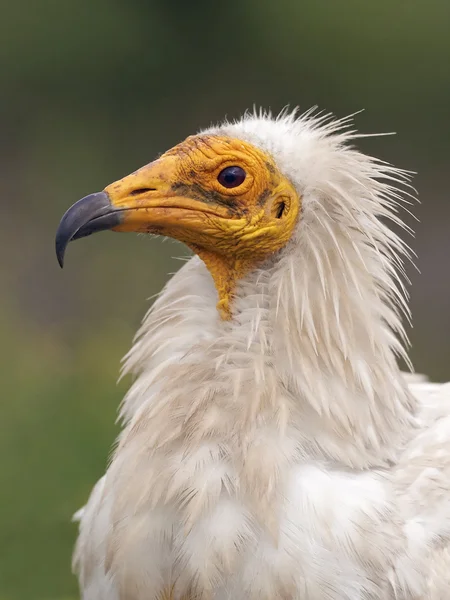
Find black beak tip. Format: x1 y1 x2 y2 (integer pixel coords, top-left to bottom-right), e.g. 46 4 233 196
55 235 66 268
55 191 119 269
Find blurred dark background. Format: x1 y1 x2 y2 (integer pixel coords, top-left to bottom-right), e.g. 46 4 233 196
1 1 449 598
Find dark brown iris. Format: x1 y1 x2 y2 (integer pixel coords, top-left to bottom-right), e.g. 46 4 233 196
217 166 246 189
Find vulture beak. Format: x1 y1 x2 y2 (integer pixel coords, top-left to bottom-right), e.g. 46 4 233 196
55 192 122 267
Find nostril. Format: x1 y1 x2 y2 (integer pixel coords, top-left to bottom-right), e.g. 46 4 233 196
129 188 156 196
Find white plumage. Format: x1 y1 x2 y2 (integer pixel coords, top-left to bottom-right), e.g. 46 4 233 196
70 110 450 599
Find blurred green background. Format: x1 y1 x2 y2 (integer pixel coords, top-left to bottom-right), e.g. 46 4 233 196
1 0 449 598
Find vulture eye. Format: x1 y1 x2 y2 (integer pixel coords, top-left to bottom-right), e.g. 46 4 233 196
217 166 246 189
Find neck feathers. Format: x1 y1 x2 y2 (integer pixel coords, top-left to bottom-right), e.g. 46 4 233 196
120 111 418 469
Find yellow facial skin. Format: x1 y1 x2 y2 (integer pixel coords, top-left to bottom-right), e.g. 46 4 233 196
105 135 300 319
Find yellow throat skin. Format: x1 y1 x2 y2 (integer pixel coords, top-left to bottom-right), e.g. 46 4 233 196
188 249 256 320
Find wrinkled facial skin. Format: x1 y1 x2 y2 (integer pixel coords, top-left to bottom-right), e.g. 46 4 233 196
106 135 300 261
57 135 301 318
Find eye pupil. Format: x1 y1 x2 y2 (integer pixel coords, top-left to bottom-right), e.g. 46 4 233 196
218 166 246 189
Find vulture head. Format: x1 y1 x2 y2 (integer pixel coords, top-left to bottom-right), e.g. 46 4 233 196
57 125 300 319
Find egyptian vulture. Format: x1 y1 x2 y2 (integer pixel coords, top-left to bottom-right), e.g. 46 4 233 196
56 109 450 600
